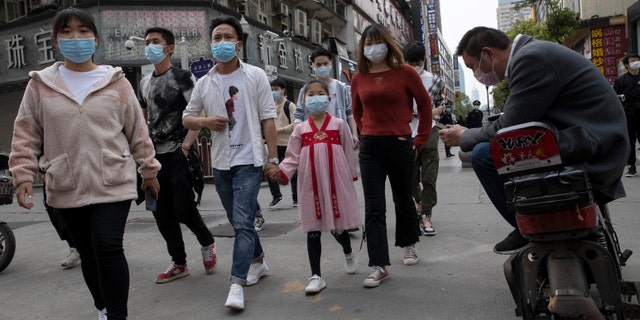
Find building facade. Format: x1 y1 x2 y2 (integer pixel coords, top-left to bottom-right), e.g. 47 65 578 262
0 0 415 152
497 0 533 32
409 0 455 105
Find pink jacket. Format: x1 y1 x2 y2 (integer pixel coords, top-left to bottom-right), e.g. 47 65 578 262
9 62 160 209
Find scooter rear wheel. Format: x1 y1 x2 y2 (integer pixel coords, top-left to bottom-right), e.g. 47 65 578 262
0 222 16 272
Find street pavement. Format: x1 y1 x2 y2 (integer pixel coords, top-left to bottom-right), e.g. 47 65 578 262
1 143 639 320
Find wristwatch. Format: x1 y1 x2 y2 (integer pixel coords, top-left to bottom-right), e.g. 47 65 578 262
268 157 279 165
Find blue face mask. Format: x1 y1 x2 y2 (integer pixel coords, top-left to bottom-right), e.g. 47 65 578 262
145 44 167 65
306 95 330 115
58 38 96 63
314 65 332 78
272 91 282 101
211 41 237 62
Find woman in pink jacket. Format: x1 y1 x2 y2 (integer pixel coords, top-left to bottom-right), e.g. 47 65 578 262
9 8 160 320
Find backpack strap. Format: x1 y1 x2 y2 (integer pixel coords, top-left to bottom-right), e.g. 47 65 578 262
284 100 292 123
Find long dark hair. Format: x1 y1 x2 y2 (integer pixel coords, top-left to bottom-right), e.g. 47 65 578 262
355 23 403 73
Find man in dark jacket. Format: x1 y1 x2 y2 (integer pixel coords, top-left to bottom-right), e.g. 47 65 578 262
613 53 640 177
439 104 455 157
440 27 629 254
466 100 484 128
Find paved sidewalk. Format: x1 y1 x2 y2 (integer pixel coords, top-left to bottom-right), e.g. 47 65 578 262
1 143 639 320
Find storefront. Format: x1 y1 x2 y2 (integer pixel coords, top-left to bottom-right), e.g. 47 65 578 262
0 4 318 151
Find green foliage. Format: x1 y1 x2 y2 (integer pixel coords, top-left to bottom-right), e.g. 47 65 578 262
507 19 550 41
546 4 581 43
491 0 580 107
454 91 473 122
511 0 580 44
491 80 509 113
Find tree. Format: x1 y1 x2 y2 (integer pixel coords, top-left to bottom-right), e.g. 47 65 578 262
507 19 549 40
543 0 581 44
454 91 473 125
491 0 580 108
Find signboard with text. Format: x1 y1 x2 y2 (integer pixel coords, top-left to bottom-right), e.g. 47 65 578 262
590 24 626 84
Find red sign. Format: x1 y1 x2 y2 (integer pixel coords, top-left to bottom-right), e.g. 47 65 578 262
490 122 563 177
590 24 626 84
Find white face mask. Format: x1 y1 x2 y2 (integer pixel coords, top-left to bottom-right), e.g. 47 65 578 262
629 61 640 70
413 65 424 74
364 43 388 64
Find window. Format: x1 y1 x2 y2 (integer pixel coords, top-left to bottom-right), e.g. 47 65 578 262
4 0 27 22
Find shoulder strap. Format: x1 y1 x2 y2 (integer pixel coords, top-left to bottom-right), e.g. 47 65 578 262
284 100 292 123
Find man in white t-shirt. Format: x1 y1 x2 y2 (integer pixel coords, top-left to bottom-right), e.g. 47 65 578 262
183 16 278 311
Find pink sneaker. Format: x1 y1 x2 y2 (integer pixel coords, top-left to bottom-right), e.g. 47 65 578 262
363 266 389 288
156 262 189 284
201 243 217 274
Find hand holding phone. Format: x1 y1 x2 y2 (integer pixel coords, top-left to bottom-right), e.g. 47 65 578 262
145 188 157 211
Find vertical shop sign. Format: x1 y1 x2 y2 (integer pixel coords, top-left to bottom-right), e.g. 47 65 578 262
591 24 626 84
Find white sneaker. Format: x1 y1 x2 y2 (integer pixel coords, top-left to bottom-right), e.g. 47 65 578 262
246 261 269 286
224 283 244 310
62 248 80 269
344 253 357 274
403 245 419 266
97 308 107 320
305 274 327 294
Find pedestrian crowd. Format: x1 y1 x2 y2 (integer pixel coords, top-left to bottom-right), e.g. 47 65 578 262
7 8 631 319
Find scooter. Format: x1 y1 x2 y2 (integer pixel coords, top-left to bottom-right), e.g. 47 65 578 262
490 122 640 319
0 152 16 273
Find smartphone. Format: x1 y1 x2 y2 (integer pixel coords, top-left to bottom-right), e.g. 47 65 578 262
145 189 157 211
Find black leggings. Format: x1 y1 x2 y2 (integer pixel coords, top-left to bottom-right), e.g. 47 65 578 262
307 230 352 277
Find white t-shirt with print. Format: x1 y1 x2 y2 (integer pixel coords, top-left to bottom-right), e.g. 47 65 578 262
216 69 254 167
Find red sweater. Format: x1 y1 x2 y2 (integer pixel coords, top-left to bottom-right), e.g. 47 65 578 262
351 64 432 149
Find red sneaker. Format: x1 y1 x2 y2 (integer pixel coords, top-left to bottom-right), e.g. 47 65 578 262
201 243 217 274
155 262 189 284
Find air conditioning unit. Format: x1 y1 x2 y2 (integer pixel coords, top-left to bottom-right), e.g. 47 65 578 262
310 19 322 45
293 9 308 38
30 0 57 11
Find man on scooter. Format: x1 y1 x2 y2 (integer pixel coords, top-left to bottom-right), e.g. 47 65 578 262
439 27 629 255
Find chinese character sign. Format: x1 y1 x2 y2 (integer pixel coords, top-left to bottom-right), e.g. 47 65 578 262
35 28 55 65
6 34 26 69
591 24 626 84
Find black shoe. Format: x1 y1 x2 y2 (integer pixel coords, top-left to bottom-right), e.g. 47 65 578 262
268 196 283 208
493 229 529 255
446 154 454 157
625 166 637 177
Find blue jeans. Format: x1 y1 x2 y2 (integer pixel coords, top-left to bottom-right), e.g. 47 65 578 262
359 135 420 267
58 201 131 320
470 142 516 228
212 165 264 285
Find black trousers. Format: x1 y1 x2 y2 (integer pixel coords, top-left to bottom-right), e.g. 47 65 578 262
153 148 214 265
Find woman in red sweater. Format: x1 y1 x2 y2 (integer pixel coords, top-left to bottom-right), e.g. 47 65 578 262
351 23 433 288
